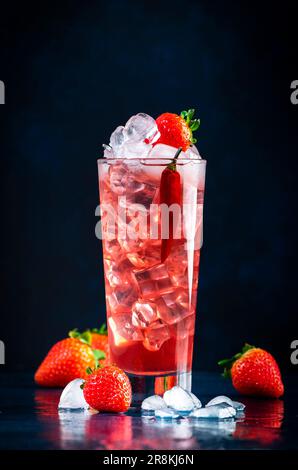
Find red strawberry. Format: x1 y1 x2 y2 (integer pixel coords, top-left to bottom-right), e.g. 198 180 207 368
35 338 96 387
83 365 132 412
35 328 106 387
219 343 284 398
70 325 110 367
155 109 200 151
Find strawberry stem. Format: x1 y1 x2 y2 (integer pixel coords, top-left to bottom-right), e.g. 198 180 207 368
69 328 92 345
93 349 106 368
90 324 108 335
69 323 108 343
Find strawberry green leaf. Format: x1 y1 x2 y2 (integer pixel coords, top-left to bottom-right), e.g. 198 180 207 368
79 331 92 345
68 329 96 345
180 108 201 143
91 324 108 335
92 349 106 369
69 328 80 339
242 343 255 354
93 349 106 361
190 119 200 131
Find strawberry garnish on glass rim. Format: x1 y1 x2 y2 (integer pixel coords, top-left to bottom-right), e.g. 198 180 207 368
155 108 200 151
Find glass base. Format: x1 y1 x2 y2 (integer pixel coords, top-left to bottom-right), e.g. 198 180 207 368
128 371 192 406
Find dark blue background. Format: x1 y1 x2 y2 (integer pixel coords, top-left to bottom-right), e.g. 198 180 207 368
0 0 297 372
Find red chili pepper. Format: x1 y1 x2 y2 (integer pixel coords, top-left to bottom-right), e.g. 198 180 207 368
159 148 182 263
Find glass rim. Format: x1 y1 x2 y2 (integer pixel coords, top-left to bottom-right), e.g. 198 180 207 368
97 157 207 164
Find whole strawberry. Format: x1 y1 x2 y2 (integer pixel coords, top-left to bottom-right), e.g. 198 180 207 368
155 109 200 151
35 328 106 387
219 343 284 398
83 365 132 412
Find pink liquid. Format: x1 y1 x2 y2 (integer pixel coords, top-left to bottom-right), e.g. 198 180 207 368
98 160 204 376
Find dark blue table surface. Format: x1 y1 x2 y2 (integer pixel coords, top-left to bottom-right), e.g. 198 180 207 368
0 372 297 450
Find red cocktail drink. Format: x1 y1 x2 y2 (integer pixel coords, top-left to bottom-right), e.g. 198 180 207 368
98 155 206 390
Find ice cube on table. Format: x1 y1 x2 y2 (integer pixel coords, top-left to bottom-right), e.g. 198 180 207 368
163 386 194 412
206 395 234 408
190 403 236 419
143 321 170 351
232 400 246 412
58 379 88 410
141 395 167 411
133 264 175 300
125 113 160 144
132 300 157 328
187 391 202 409
155 407 180 419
